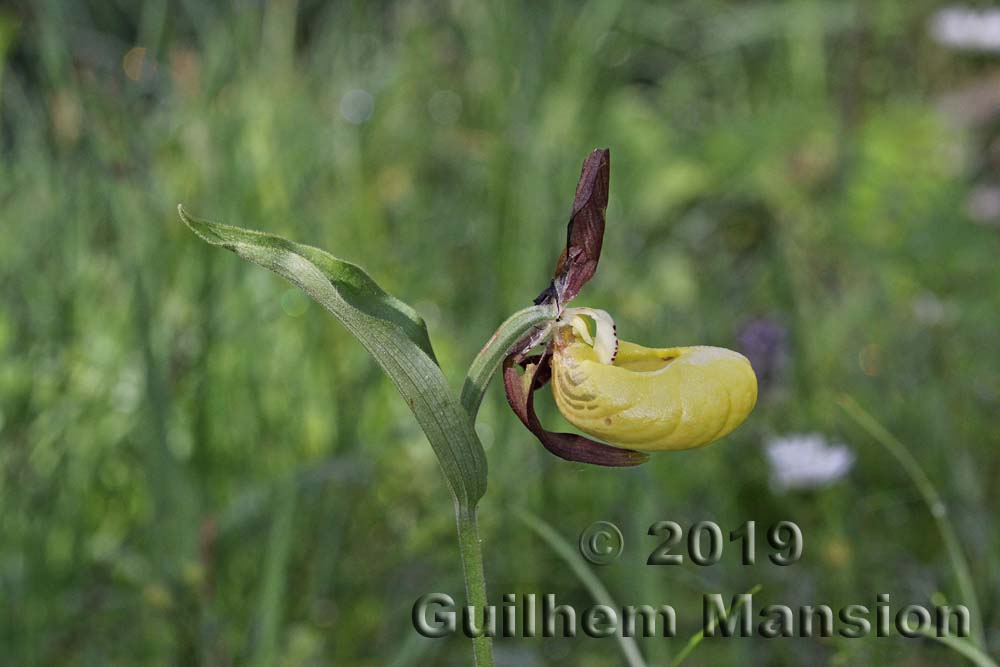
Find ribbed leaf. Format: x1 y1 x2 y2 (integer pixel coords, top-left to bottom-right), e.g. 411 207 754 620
178 205 487 505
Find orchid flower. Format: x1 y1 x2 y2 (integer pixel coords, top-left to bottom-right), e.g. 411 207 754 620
503 149 758 466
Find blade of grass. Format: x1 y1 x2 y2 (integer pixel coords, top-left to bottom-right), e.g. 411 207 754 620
670 584 762 667
838 395 984 648
386 630 443 667
917 631 999 667
515 508 648 667
250 477 297 667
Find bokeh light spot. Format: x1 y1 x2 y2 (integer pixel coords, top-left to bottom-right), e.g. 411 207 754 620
859 343 881 377
428 90 462 125
281 288 309 317
340 89 374 125
123 47 147 81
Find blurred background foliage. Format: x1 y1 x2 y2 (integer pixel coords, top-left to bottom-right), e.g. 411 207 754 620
1 0 999 665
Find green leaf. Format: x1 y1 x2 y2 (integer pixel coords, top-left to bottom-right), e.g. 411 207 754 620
178 205 487 505
179 205 436 358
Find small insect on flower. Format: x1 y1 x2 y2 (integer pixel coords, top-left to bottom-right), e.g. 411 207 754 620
503 149 758 466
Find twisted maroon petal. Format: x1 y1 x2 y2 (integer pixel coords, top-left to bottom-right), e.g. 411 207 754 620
502 347 648 467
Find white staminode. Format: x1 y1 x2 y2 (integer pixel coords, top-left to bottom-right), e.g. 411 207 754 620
764 433 855 492
562 307 618 365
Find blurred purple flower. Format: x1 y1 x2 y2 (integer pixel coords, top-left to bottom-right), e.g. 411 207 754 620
737 317 788 393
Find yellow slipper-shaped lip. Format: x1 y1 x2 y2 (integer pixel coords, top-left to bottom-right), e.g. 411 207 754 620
551 327 758 452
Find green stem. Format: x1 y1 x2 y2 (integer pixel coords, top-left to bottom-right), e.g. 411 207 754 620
455 501 493 667
838 395 985 649
450 304 556 667
461 304 557 418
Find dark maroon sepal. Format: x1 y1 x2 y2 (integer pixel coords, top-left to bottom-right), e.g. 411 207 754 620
535 148 610 307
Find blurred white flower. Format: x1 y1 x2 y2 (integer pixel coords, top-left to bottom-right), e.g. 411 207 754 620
911 292 953 327
765 433 855 491
340 88 374 125
966 184 1000 226
930 7 1000 52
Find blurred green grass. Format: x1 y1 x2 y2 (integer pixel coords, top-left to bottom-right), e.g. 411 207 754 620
1 0 999 665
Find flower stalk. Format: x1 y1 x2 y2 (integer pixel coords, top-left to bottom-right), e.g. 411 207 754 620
461 304 558 417
179 146 758 667
456 503 492 666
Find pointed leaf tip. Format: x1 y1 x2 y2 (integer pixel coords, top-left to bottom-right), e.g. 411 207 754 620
177 208 488 504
